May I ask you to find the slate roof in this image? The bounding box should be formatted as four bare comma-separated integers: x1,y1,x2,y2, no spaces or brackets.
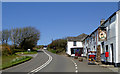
67,33,88,41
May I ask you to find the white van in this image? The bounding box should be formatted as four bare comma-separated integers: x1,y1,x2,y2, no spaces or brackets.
43,46,47,50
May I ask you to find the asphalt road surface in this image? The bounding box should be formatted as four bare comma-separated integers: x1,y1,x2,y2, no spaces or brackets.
2,50,117,74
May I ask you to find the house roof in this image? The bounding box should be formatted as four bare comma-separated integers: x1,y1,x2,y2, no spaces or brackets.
82,9,120,42
67,33,88,41
67,37,82,41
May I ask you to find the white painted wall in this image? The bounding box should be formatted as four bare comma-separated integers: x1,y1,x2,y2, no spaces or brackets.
117,10,120,63
101,13,118,64
66,41,83,56
83,11,119,64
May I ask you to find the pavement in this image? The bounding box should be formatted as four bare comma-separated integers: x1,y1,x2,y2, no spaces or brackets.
1,50,119,74
70,57,113,72
95,61,120,73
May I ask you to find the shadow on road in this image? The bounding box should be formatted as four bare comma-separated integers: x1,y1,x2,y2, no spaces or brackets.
37,50,44,53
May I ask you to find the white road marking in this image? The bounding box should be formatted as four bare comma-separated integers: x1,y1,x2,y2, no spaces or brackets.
75,67,78,69
71,59,78,73
75,70,78,73
75,64,77,67
28,50,52,74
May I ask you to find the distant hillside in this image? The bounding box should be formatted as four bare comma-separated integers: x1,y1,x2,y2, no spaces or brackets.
67,33,88,41
47,33,88,54
76,33,88,41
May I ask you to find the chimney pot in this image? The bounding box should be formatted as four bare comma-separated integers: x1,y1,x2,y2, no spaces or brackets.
100,19,105,25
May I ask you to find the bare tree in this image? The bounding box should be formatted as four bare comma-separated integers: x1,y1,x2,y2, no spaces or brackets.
3,27,40,50
19,27,40,49
2,29,10,45
0,31,2,44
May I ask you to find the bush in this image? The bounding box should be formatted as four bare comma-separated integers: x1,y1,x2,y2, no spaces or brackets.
2,45,12,56
48,49,57,53
11,49,25,54
48,39,67,53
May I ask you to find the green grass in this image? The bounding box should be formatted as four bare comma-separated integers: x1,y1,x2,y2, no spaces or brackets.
15,51,37,55
0,55,32,69
35,48,40,51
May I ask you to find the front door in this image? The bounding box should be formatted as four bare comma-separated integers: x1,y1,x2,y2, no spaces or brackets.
111,43,114,64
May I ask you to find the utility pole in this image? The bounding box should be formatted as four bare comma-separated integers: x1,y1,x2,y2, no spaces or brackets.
52,38,53,42
11,27,14,46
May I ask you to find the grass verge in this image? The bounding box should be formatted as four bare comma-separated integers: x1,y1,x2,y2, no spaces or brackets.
15,51,37,55
1,55,32,70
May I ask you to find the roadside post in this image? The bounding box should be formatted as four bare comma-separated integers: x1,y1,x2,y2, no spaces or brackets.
105,51,109,64
28,49,31,52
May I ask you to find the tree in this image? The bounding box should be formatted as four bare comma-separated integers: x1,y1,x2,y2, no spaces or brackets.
2,29,10,45
48,39,67,53
19,27,40,49
0,31,2,44
9,26,40,50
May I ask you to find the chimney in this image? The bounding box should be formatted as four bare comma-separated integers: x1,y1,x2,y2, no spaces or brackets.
100,19,105,25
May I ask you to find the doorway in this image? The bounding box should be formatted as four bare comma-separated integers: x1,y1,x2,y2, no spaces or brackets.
111,43,114,64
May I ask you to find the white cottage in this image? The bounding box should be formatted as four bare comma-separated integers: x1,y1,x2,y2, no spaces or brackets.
100,10,120,67
82,10,120,67
66,37,83,56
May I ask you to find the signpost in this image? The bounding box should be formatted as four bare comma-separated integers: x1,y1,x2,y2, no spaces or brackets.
97,27,107,62
98,27,107,41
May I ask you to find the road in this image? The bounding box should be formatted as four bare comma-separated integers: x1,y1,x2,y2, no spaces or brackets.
2,50,117,74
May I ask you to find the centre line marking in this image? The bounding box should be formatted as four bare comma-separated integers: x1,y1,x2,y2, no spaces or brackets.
76,67,78,69
28,50,53,74
71,59,78,73
75,70,78,73
75,64,77,66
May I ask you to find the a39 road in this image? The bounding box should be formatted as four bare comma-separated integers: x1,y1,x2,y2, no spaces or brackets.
2,49,114,73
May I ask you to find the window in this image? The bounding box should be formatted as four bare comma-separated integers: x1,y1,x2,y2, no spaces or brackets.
111,15,116,23
101,42,104,53
94,46,95,51
106,45,108,52
71,48,76,54
104,21,109,26
109,18,111,24
73,41,77,46
111,43,114,62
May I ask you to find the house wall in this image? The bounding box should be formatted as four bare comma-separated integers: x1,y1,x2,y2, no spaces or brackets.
101,13,117,63
117,10,120,63
83,40,88,56
82,10,120,66
66,41,83,56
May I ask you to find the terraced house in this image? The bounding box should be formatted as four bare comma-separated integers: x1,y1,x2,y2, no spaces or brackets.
66,34,87,57
83,9,120,67
66,37,83,57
